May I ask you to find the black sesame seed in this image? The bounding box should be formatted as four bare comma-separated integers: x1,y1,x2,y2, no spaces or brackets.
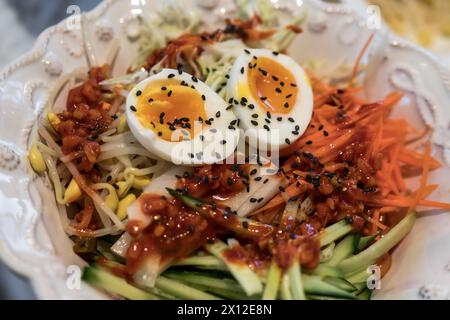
260,96,267,101
280,81,285,87
277,117,282,122
225,75,230,79
226,105,233,110
240,67,245,74
250,169,258,175
136,90,142,97
291,83,297,87
273,51,279,56
244,49,250,54
220,140,226,145
266,112,272,119
284,102,289,108
279,186,286,192
250,198,257,203
168,73,175,79
242,221,249,229
272,76,279,81
192,76,198,82
318,124,324,131
263,178,269,184
288,117,295,123
148,98,154,103
200,135,205,141
188,153,194,159
130,106,137,112
230,119,237,126
276,88,282,93
323,131,329,137
257,197,264,203
216,111,221,118
286,94,293,99
306,140,313,145
251,120,258,126
255,176,262,181
168,90,172,97
202,95,206,101
228,98,234,104
158,132,162,136
265,118,271,124
295,125,300,131
252,114,258,119
106,176,112,182
248,104,255,110
285,138,291,145
264,125,270,131
161,86,167,91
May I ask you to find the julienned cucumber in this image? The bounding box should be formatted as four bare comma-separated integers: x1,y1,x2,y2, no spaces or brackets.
155,276,221,300
325,234,357,267
312,264,345,278
164,271,245,293
319,219,353,247
302,274,357,300
262,260,282,300
339,212,417,274
174,255,228,271
82,265,159,300
206,240,263,296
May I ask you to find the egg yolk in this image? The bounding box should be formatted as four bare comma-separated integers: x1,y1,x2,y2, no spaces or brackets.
136,79,207,142
246,57,298,114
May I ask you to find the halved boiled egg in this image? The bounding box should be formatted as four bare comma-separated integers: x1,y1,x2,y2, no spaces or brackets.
126,69,240,165
226,49,313,151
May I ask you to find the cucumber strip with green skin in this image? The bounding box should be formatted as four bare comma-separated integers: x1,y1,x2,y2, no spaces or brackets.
287,262,306,300
167,188,274,240
352,282,368,295
312,264,345,278
357,288,372,300
325,234,357,267
347,268,371,284
307,295,344,300
206,240,263,296
319,220,353,247
164,271,245,293
301,274,357,300
82,266,159,300
174,255,228,271
262,259,282,300
323,277,357,292
188,284,251,300
319,242,335,263
280,274,293,300
155,276,221,300
339,212,417,274
355,235,376,254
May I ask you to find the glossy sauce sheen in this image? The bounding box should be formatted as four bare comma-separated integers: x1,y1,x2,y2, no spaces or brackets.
247,57,298,114
126,195,215,274
136,79,206,141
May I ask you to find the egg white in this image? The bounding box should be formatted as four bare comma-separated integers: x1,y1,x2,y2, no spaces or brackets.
126,69,240,165
226,49,313,152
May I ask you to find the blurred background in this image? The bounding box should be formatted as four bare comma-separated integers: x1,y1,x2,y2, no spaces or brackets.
0,0,449,300
0,0,100,69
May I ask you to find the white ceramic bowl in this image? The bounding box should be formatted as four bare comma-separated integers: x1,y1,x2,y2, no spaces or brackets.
0,0,449,299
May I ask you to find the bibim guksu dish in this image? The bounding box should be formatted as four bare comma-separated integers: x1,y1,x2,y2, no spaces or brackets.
27,1,450,300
